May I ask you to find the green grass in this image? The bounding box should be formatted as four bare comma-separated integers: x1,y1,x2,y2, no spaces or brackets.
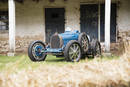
0,54,119,72
0,55,77,72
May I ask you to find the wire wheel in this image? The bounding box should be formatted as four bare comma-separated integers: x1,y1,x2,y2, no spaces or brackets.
78,33,89,54
32,43,45,60
95,42,101,57
64,40,82,62
91,39,101,57
69,43,81,62
28,41,47,61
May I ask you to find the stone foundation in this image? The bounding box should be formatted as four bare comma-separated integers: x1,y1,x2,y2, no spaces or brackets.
0,35,44,55
110,30,130,55
15,35,44,54
0,38,9,54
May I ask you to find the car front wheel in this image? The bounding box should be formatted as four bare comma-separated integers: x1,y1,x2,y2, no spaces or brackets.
64,40,82,62
28,40,47,61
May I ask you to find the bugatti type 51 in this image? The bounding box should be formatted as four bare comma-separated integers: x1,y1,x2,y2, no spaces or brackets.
28,30,101,62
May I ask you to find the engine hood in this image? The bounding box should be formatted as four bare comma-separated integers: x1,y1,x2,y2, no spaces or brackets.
58,30,80,45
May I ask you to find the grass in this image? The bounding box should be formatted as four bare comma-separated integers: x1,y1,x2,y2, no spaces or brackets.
0,54,72,72
0,54,119,72
0,54,129,87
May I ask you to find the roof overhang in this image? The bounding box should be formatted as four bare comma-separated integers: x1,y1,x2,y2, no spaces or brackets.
0,0,40,3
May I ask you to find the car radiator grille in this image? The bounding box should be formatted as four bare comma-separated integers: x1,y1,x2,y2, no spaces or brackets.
50,33,63,48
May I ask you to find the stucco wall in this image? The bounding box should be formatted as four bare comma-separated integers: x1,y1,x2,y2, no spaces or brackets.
15,0,81,38
117,0,130,32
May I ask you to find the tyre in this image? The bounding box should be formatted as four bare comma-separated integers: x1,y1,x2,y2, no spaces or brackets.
78,32,89,54
91,39,101,57
28,40,47,61
64,40,82,62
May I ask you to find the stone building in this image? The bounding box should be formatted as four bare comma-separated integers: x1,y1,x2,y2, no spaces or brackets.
0,0,130,55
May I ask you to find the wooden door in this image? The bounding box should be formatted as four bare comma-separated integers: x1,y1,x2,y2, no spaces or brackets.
45,8,65,43
80,4,98,40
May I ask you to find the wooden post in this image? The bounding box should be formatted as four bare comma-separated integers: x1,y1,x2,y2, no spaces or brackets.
8,0,16,56
98,3,101,42
105,0,111,52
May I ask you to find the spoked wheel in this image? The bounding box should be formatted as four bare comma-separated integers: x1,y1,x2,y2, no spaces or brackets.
91,39,101,57
64,40,82,62
78,32,89,54
28,40,47,61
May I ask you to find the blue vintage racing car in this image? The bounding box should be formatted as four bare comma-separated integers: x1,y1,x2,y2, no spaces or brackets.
28,30,101,62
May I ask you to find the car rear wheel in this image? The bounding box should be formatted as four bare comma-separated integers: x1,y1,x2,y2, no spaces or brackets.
64,40,82,62
78,32,89,54
91,39,101,58
28,40,47,61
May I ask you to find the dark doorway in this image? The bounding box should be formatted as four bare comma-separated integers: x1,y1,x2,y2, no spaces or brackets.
80,4,117,42
45,8,65,43
80,4,98,41
100,3,117,42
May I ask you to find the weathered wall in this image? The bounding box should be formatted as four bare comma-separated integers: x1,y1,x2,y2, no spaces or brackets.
15,0,81,37
117,0,130,32
117,0,130,43
113,0,130,55
0,0,130,54
0,3,8,54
